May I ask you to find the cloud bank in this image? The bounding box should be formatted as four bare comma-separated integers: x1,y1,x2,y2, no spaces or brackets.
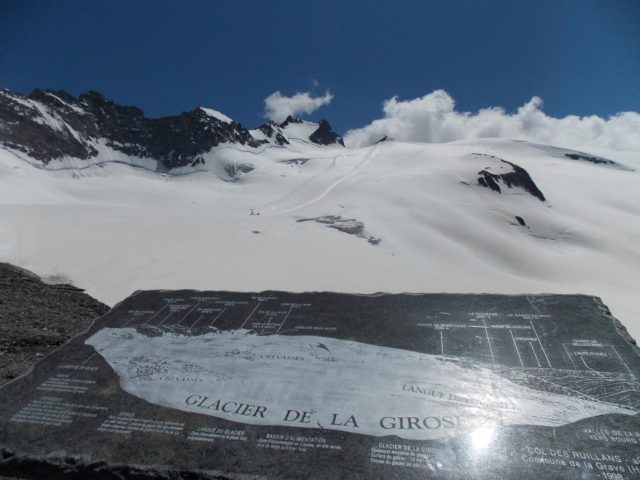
264,90,333,123
345,90,640,151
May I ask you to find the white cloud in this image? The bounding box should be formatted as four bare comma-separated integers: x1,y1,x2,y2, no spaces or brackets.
264,90,334,123
345,90,640,151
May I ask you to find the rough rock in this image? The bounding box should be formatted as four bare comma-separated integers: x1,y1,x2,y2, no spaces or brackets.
0,263,108,386
564,152,616,166
256,122,289,146
278,115,303,128
297,215,380,245
474,153,546,201
308,119,345,146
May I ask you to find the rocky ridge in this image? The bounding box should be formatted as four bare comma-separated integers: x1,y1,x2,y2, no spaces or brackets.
0,88,344,170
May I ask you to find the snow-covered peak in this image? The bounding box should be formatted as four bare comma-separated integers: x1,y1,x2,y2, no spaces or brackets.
249,117,345,148
279,118,319,141
198,106,233,124
274,118,345,146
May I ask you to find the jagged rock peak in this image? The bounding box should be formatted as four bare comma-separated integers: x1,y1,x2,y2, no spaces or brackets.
309,119,345,147
257,122,289,146
279,115,303,128
0,87,347,169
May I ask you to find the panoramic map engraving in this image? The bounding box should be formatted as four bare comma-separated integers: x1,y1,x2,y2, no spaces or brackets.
87,325,636,440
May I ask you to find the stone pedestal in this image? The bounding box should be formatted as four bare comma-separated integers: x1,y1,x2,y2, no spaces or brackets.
1,291,639,479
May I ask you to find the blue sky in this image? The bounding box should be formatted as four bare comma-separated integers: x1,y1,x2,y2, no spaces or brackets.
1,0,639,133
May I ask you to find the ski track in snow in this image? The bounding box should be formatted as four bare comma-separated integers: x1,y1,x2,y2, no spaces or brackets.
258,143,380,216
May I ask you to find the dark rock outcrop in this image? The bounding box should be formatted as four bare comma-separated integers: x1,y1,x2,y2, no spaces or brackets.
309,119,345,146
474,154,546,201
0,263,108,386
279,115,303,128
257,121,289,146
297,215,380,245
560,149,631,171
564,152,615,166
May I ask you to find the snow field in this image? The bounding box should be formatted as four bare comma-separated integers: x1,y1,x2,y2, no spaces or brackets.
1,138,638,341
